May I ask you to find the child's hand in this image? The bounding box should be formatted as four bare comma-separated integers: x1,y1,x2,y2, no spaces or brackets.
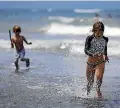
103,55,109,63
92,54,98,57
28,42,32,45
11,43,14,48
92,53,102,57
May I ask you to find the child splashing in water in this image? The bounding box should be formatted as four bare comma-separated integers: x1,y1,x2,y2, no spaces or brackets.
84,21,109,98
11,25,32,70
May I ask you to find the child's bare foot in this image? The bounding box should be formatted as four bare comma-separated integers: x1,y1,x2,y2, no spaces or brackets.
97,91,102,98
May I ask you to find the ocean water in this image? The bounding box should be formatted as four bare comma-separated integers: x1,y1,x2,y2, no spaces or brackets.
1,1,120,108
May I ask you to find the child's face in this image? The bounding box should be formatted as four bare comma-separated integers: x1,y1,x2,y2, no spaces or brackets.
94,28,103,37
15,31,20,36
14,29,21,36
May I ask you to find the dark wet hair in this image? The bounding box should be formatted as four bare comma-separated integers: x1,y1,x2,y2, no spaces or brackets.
92,21,104,32
13,25,21,33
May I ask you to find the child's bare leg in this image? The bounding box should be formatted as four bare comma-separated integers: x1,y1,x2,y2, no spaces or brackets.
95,63,105,98
21,58,30,67
14,58,19,70
86,64,95,95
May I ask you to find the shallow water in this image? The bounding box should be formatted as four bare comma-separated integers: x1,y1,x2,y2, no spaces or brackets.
1,1,120,107
0,50,120,108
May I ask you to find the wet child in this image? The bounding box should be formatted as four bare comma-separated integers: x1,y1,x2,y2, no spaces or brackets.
11,25,32,70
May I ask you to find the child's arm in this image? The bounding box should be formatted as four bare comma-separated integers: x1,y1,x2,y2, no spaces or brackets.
11,38,14,48
84,36,93,57
22,36,32,45
103,37,109,62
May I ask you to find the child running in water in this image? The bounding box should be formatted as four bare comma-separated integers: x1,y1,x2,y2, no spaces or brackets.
84,21,109,98
11,25,32,70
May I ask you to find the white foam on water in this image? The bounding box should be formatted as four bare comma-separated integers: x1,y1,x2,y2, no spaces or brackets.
1,39,120,57
38,22,120,37
74,9,101,13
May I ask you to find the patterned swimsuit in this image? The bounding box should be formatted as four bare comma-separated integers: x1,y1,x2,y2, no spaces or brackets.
84,35,109,68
